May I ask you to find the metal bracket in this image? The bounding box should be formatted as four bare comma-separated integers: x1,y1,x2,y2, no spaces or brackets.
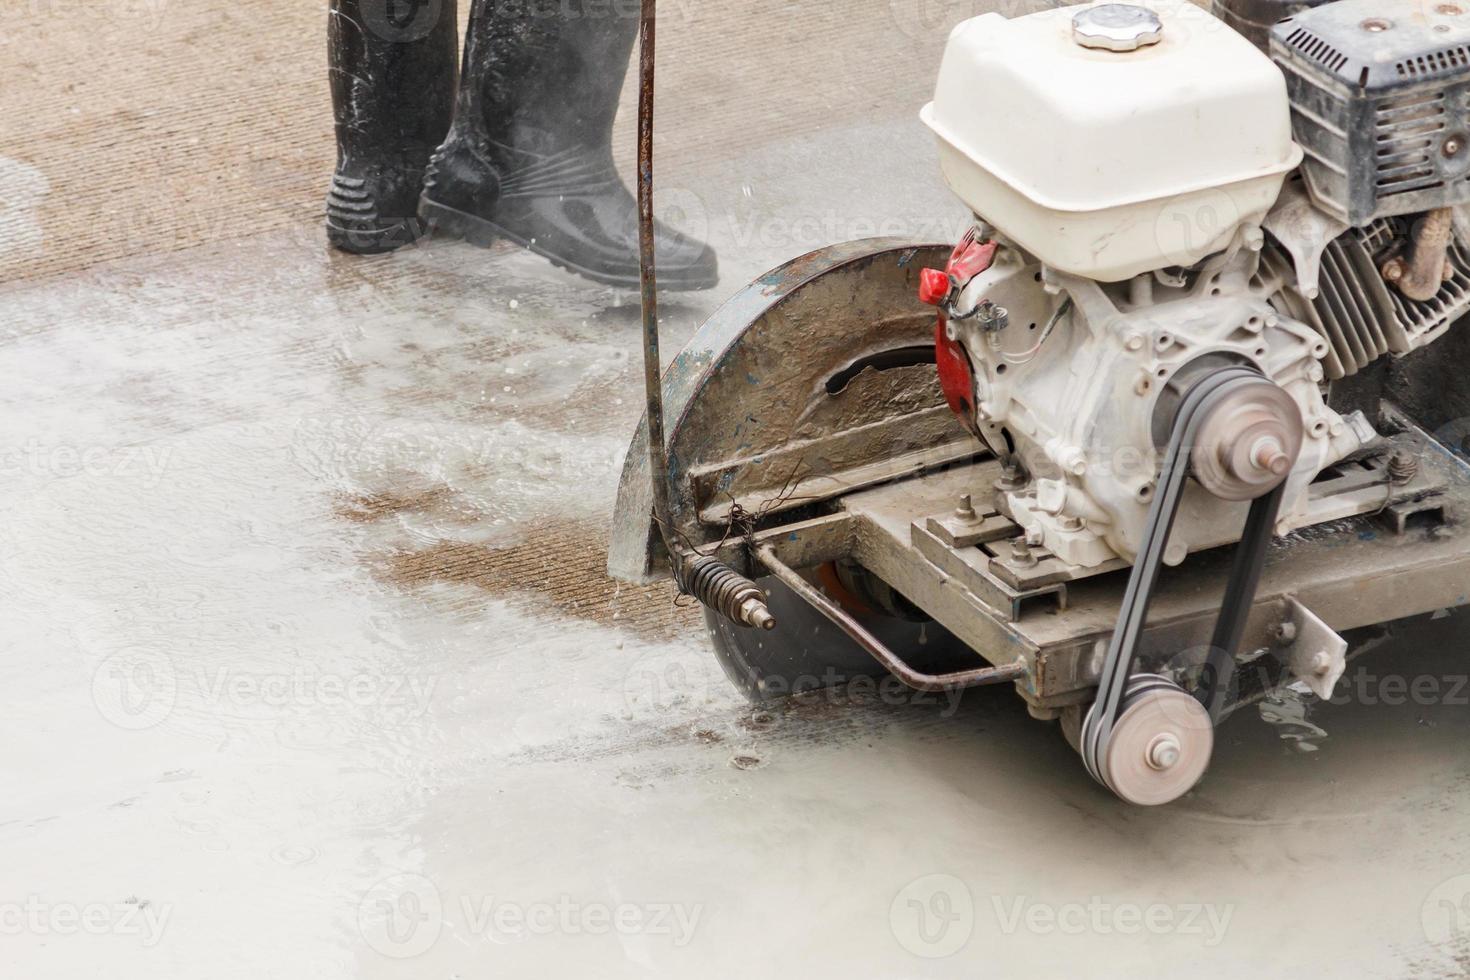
1275,598,1348,700
1262,179,1350,301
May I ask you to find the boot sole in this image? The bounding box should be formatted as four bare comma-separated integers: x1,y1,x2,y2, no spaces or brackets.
326,217,428,255
326,174,430,255
418,196,717,291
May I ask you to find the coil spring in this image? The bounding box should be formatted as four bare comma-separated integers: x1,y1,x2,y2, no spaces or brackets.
680,555,769,627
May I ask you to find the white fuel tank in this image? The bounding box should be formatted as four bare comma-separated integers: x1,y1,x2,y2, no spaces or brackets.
920,0,1302,282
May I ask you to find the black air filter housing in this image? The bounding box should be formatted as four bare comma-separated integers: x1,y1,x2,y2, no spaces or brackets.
1272,0,1470,226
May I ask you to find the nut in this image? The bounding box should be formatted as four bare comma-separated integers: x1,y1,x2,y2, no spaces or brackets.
1146,733,1182,771
1009,537,1039,568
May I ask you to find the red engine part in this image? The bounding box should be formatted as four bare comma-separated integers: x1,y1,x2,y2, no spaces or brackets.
918,231,997,422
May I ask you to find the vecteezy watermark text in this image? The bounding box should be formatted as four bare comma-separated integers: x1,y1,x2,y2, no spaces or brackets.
0,897,171,947
0,441,173,487
989,895,1233,946
890,875,1234,958
92,648,438,731
357,874,702,958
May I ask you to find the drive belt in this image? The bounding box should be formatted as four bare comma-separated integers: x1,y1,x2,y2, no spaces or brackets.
1080,367,1289,786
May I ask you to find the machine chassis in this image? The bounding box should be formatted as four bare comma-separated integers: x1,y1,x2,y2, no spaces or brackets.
608,239,1470,715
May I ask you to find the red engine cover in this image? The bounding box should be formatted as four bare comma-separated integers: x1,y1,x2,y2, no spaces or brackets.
919,231,997,422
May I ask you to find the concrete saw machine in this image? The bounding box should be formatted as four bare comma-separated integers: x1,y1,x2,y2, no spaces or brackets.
612,0,1470,805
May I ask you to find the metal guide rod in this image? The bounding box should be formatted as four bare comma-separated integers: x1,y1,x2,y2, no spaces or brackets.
636,0,673,553
636,0,774,629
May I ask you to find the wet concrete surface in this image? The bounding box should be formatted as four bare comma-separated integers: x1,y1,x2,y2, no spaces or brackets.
3,106,1470,979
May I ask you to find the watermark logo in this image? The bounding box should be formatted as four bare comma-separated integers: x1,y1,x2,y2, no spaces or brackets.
1153,188,1245,270
889,874,975,958
621,647,709,714
92,647,178,731
359,874,443,959
653,186,711,250
359,0,444,42
1422,874,1470,950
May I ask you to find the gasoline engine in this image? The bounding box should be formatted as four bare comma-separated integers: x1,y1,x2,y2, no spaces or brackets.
613,0,1470,805
920,0,1468,571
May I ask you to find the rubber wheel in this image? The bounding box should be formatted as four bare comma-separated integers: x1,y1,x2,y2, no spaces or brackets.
703,574,982,702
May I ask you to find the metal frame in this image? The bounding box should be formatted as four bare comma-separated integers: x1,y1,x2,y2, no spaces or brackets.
754,545,1027,692
694,423,1470,709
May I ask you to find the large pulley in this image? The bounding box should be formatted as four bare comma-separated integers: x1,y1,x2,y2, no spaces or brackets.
1081,366,1303,805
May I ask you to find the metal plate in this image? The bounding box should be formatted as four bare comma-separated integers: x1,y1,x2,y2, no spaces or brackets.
608,238,979,583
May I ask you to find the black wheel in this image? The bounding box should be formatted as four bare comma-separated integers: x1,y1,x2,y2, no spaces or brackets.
703,565,981,702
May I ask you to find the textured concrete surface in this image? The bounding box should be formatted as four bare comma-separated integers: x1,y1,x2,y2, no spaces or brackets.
4,1,1470,978
0,0,1014,285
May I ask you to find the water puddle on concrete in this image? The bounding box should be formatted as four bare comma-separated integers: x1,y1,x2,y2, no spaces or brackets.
1258,683,1330,751
1,119,1468,979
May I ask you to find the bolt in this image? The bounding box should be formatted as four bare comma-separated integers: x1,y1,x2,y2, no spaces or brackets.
1009,536,1039,568
977,302,1009,335
738,596,776,631
1382,258,1406,283
1446,136,1466,159
1388,450,1419,485
996,459,1027,492
955,493,979,523
1309,650,1333,676
1273,621,1298,645
1250,436,1291,477
1146,733,1182,771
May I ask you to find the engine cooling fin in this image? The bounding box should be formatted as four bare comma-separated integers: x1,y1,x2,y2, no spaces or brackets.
1267,219,1470,379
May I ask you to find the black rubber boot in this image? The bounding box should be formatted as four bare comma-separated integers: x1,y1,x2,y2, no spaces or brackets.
326,0,459,254
419,0,718,290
